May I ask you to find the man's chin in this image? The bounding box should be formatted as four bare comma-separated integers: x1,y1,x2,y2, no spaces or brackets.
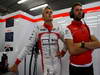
74,17,82,21
47,19,53,21
44,19,53,22
74,18,81,21
50,19,53,21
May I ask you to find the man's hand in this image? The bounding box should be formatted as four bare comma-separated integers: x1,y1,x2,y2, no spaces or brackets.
55,50,66,58
55,51,62,58
9,64,18,73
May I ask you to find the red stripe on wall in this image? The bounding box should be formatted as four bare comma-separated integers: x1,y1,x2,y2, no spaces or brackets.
83,6,100,13
0,6,100,23
0,19,6,22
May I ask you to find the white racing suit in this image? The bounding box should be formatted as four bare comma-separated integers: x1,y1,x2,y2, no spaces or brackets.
16,23,72,75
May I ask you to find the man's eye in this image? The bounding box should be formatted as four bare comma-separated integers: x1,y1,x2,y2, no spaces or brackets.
50,11,52,14
46,11,52,14
75,9,83,11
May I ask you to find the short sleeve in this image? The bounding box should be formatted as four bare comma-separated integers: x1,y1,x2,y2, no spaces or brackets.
89,27,94,36
62,27,73,39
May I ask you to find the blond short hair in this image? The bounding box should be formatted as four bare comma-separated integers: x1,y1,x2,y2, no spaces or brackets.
42,6,53,16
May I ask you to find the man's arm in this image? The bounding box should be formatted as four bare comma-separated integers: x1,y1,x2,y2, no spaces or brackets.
65,39,89,55
62,27,88,56
9,27,38,72
55,35,67,57
84,35,100,49
65,36,100,56
59,37,67,57
57,26,68,57
73,35,100,50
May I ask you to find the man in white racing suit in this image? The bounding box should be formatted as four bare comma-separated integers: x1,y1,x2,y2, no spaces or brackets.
10,6,73,75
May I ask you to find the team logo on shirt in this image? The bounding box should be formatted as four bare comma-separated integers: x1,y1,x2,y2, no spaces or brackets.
65,30,68,34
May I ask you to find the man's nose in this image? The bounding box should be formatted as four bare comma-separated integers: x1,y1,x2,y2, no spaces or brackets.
79,11,82,14
49,13,52,15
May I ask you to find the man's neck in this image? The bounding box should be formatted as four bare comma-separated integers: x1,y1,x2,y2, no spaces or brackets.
44,21,53,26
74,19,81,22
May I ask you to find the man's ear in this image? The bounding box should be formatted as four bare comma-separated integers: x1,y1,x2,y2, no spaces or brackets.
42,13,44,17
42,14,44,19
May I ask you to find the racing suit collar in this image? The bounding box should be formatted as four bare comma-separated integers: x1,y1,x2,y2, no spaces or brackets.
71,20,83,26
43,23,53,31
